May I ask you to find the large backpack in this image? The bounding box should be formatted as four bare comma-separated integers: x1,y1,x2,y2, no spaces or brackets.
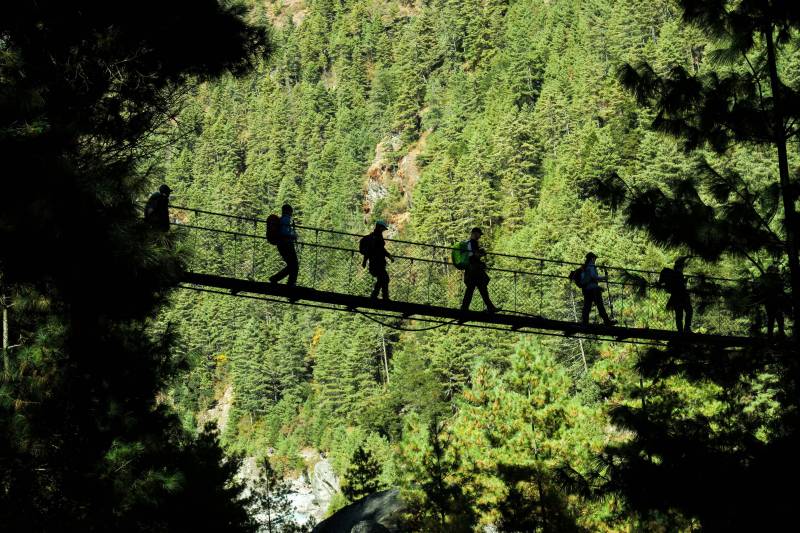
144,191,161,221
266,214,281,245
659,267,676,293
568,266,586,288
359,234,374,258
451,241,470,270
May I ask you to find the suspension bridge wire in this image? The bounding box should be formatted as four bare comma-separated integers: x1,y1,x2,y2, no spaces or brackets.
353,309,458,331
168,204,742,283
177,284,672,347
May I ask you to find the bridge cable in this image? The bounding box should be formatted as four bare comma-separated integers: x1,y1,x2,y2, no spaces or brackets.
177,284,671,347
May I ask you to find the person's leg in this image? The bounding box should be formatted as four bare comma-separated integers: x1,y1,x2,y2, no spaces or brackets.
684,301,693,333
461,282,476,311
370,276,380,298
593,290,612,324
271,243,293,283
766,305,775,339
285,244,299,286
477,283,496,312
380,270,390,300
581,290,591,324
675,307,684,333
777,309,785,338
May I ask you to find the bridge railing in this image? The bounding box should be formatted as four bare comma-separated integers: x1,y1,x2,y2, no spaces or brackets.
170,205,748,335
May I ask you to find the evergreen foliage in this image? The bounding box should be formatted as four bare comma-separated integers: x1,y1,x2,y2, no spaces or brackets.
136,0,800,529
341,444,383,502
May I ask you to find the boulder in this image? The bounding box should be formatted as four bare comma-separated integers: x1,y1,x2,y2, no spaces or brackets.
350,520,391,533
312,489,405,533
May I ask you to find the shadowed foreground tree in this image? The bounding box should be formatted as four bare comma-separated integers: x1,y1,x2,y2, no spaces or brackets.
341,444,384,502
588,0,800,529
399,417,477,532
0,1,266,530
611,0,800,323
597,342,800,531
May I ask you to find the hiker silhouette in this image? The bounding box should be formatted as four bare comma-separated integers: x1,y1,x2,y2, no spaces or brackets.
361,220,392,300
579,252,616,326
757,264,788,340
144,184,171,231
661,257,693,334
269,204,299,287
460,228,497,314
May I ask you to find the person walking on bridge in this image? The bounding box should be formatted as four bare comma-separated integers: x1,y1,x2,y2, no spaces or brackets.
361,220,393,300
660,257,692,334
756,264,787,340
144,184,171,231
269,204,299,287
460,227,497,314
580,252,616,327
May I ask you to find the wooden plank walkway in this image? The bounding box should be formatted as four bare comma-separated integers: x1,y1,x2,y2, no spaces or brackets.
183,272,756,348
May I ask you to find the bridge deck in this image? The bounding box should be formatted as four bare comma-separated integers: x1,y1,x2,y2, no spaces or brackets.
183,272,755,348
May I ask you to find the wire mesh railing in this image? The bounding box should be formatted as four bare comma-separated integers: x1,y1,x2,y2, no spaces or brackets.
170,205,747,335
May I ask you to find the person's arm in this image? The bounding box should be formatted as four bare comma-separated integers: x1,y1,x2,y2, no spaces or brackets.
590,265,602,282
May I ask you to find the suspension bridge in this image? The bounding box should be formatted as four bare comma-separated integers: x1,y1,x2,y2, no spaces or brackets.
171,205,757,348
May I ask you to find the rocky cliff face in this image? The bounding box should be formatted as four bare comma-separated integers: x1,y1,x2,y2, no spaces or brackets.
363,132,427,233
196,383,233,434
310,458,340,513
236,455,335,527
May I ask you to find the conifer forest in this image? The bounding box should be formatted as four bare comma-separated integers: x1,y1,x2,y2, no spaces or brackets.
3,0,800,531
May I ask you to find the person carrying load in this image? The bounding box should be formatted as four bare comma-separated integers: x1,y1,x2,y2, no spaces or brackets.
455,227,497,314
658,257,692,334
267,204,299,287
359,220,393,300
570,252,616,327
144,184,171,231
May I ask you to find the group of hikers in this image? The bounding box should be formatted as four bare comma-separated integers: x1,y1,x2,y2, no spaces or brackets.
145,185,790,338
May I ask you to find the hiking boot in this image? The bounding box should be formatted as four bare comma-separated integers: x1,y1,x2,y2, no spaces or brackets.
604,319,618,327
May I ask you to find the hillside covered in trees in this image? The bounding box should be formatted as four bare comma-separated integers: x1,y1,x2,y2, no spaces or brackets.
3,0,800,531
151,0,800,529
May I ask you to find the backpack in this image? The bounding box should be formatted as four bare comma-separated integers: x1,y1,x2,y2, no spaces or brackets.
451,241,470,270
266,214,281,245
144,191,161,221
568,266,585,288
359,234,374,257
659,267,676,293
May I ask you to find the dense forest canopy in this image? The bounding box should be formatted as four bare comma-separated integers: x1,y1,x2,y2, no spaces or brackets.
2,0,800,531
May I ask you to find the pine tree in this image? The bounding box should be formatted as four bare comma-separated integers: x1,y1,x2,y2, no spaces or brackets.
341,444,383,501
0,1,265,529
252,457,302,533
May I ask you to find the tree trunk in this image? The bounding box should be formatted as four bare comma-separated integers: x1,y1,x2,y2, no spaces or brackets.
380,326,389,385
765,28,800,335
2,303,7,351
1,275,7,350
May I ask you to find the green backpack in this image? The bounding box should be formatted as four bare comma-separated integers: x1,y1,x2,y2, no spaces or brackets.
451,241,470,270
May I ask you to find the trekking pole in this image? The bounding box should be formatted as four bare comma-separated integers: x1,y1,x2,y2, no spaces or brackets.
312,229,319,287
251,219,256,280
603,266,616,319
